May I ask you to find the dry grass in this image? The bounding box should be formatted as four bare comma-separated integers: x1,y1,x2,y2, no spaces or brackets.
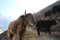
1,25,60,40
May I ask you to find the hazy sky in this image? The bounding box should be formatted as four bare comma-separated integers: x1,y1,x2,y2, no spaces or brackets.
0,0,58,20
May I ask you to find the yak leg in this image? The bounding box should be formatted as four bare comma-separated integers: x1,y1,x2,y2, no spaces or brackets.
45,27,48,33
17,30,22,40
8,33,13,40
17,27,25,40
7,30,13,40
47,28,51,35
37,27,40,35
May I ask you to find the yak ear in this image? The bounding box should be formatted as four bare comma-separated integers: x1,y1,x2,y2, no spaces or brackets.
25,10,26,15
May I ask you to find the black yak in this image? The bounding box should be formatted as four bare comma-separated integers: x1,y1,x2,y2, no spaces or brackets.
36,20,57,35
52,5,60,15
44,10,52,17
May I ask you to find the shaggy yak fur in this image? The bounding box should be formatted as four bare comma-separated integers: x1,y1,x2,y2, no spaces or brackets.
7,15,27,40
7,13,36,40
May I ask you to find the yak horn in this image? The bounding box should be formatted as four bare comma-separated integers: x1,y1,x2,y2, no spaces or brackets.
25,10,26,15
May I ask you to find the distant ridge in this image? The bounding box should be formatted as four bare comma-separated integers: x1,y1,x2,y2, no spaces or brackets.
34,1,60,21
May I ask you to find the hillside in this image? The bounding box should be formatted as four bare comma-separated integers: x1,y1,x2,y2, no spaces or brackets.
0,0,60,40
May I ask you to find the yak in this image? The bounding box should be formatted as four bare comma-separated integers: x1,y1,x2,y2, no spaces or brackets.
7,11,36,40
36,20,57,35
52,5,60,15
44,10,52,17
